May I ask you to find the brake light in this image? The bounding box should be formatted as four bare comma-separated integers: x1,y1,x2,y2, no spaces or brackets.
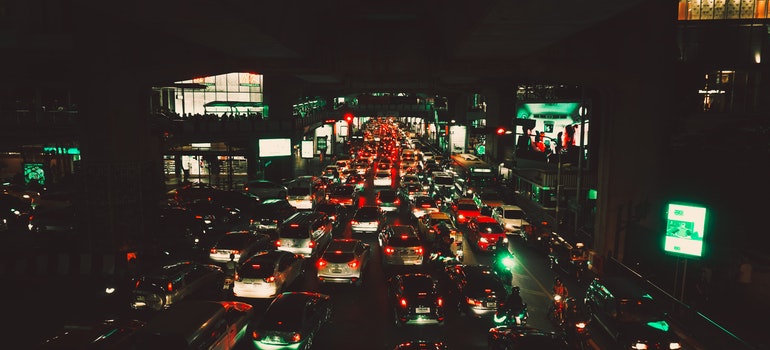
317,259,327,269
210,248,217,254
348,260,359,268
251,331,259,340
416,247,423,255
275,240,282,247
376,199,382,204
350,220,359,225
394,199,400,205
167,282,173,292
400,298,408,308
384,246,395,255
437,297,444,307
264,276,275,283
292,333,301,342
309,241,316,248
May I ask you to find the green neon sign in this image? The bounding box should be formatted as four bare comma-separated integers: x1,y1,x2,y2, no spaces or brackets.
663,202,707,258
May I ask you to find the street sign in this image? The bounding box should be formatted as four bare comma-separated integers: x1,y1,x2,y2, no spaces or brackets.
317,136,327,150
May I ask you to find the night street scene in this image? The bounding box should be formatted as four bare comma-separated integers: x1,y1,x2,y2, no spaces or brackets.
1,1,769,350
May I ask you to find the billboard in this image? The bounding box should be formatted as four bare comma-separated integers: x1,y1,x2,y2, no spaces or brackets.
258,138,291,157
663,202,707,258
301,140,314,159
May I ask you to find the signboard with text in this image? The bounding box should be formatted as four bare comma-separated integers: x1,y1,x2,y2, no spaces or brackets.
663,202,707,258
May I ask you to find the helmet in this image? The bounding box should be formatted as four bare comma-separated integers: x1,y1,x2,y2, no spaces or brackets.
511,286,521,294
554,277,562,284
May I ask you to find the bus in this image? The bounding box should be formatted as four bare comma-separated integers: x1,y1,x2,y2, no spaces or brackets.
449,153,498,194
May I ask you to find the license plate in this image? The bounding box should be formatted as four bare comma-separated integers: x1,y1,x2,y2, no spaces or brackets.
416,307,430,314
486,302,496,308
135,295,144,302
331,269,342,273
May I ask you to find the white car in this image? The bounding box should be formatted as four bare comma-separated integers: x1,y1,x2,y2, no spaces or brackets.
232,250,305,299
373,170,393,188
317,238,372,286
492,204,530,234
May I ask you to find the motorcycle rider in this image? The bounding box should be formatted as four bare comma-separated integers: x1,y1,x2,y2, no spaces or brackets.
432,229,454,262
553,276,569,297
502,286,525,314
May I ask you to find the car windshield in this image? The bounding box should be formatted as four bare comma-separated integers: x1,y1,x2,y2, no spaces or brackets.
389,234,421,247
503,209,524,219
618,299,666,323
323,252,356,263
402,277,434,294
434,177,453,185
287,187,310,196
375,172,390,178
332,186,355,195
355,208,380,220
457,203,479,211
260,295,308,330
415,197,435,207
379,191,397,201
239,260,277,279
315,204,337,214
280,226,309,239
476,222,505,234
250,182,275,188
215,233,250,248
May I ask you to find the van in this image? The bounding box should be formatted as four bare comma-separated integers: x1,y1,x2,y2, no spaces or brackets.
132,300,253,350
584,275,683,350
276,211,333,258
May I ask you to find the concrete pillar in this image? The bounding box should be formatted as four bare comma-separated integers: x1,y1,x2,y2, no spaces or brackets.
482,85,515,163
77,73,163,253
255,74,302,181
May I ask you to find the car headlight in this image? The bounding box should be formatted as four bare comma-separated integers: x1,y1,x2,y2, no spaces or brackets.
669,343,682,350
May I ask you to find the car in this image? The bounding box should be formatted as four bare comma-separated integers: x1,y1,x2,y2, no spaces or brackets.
584,275,684,350
387,273,446,327
375,189,401,213
284,176,323,210
316,238,372,285
181,198,241,231
379,224,424,266
248,198,298,232
243,179,288,200
326,183,359,207
400,174,421,187
393,341,448,350
27,205,78,233
373,169,393,188
417,212,457,243
154,205,209,254
232,250,305,299
129,260,225,311
444,264,508,318
491,204,530,235
400,183,428,202
321,165,341,183
430,171,455,191
350,205,384,234
36,318,147,350
488,326,571,350
133,300,253,350
249,291,332,350
208,230,272,264
314,200,344,229
409,195,440,220
466,215,507,252
0,193,33,231
275,211,333,259
473,190,505,208
450,198,481,226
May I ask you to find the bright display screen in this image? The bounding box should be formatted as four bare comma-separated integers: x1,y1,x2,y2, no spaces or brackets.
259,138,291,157
663,203,707,258
301,140,314,159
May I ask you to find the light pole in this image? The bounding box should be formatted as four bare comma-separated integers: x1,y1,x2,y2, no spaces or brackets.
555,152,562,233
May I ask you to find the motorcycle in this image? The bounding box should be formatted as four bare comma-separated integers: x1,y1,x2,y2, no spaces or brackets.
547,294,567,326
561,297,592,350
493,302,528,326
429,238,461,266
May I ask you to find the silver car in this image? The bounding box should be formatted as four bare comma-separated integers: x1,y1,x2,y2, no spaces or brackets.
379,225,424,266
243,180,287,200
350,206,383,234
317,238,372,286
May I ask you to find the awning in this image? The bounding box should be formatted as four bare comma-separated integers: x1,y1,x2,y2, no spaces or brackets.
203,101,264,108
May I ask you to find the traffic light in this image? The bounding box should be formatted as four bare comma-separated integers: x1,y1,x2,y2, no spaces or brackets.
344,112,354,123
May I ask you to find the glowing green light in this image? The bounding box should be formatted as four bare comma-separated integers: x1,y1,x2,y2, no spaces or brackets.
646,320,669,332
516,102,580,120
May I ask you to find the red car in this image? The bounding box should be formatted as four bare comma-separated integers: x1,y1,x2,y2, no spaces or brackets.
466,215,507,252
451,198,481,226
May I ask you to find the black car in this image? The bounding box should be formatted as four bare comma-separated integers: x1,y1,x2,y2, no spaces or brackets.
155,206,209,256
387,273,446,327
0,193,33,231
249,292,332,349
248,198,298,233
444,264,508,319
488,326,571,350
584,275,684,350
180,198,241,232
314,200,344,229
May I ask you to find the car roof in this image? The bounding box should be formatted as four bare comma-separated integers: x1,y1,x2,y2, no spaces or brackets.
472,215,498,223
428,212,451,219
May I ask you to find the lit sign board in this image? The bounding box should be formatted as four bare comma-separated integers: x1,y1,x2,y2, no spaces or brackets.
258,138,291,157
301,140,314,159
663,202,707,258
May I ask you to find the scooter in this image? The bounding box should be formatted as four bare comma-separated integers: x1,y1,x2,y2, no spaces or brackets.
492,248,514,285
547,294,567,326
493,302,528,326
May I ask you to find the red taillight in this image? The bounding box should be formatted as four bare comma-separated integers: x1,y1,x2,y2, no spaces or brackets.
264,276,275,283
376,199,382,204
415,247,423,255
231,249,240,255
292,333,301,342
251,331,259,340
317,259,327,269
437,297,444,307
167,282,173,292
400,298,408,308
350,220,359,225
348,260,359,268
384,246,395,255
275,240,282,247
394,199,400,205
309,241,316,248
210,248,217,254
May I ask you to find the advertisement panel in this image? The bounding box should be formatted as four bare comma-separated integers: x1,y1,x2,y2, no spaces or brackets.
259,138,291,157
663,202,707,258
